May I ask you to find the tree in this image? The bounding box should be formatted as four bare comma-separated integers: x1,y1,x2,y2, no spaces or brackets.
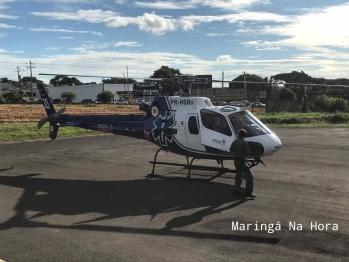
49,75,83,86
61,91,77,103
148,66,182,94
229,74,267,91
150,65,181,79
102,78,137,84
22,76,38,83
2,89,25,103
97,91,114,103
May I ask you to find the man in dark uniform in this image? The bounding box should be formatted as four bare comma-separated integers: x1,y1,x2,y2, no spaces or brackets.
230,129,256,197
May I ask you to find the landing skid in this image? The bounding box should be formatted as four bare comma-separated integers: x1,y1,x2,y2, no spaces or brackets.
147,148,237,181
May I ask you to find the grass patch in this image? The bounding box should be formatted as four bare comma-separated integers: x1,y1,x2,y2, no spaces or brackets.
257,112,349,126
82,103,97,107
0,122,102,143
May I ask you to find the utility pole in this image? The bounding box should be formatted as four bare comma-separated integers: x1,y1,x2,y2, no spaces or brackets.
27,60,35,100
16,66,22,92
126,66,129,100
244,71,246,89
222,71,224,88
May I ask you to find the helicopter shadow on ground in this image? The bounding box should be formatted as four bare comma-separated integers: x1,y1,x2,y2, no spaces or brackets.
0,166,14,172
0,172,279,244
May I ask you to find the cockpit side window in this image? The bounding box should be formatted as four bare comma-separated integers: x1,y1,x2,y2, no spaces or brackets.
229,111,269,137
200,109,232,136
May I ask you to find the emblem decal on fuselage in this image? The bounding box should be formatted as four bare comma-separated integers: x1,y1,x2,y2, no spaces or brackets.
151,112,175,147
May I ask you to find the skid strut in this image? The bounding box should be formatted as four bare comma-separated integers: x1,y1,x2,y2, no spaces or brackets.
148,150,239,181
149,147,166,177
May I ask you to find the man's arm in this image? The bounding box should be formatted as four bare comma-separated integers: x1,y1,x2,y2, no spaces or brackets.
229,141,235,153
244,141,251,156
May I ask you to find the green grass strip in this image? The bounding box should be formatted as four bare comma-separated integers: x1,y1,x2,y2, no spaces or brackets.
0,122,101,143
257,112,349,125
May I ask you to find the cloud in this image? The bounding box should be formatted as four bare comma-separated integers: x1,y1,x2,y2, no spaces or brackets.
45,47,62,51
242,40,285,51
249,3,349,50
0,23,16,28
205,33,230,37
30,9,120,23
32,0,103,3
134,0,270,10
0,0,15,10
195,0,271,10
216,55,234,62
0,48,23,53
137,12,176,35
30,27,104,36
114,41,142,47
134,1,195,9
31,10,177,35
175,12,292,32
68,41,142,52
30,9,292,35
69,43,111,52
0,14,18,19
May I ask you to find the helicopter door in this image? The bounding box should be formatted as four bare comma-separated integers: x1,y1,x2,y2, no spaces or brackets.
199,109,235,152
185,113,206,151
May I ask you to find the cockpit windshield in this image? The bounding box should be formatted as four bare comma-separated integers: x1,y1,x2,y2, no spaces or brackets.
228,111,270,137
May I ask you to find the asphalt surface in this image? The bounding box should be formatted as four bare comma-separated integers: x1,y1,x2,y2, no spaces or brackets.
0,127,348,261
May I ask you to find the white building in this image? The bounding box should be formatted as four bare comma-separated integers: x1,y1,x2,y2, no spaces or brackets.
47,84,132,102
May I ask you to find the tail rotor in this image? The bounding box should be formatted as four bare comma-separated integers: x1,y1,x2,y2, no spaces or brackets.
37,107,66,129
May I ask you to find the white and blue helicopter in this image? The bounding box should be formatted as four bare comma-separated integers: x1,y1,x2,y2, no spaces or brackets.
36,77,282,180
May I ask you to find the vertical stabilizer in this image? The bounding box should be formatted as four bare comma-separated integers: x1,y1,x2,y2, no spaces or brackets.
37,83,56,116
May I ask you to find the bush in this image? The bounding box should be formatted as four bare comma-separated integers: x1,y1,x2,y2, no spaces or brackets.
61,91,77,103
2,89,25,103
309,95,347,112
280,88,296,100
97,91,114,103
330,98,346,112
0,96,5,104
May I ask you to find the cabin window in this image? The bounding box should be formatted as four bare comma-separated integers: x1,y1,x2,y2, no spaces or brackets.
229,111,269,137
188,116,199,135
200,109,232,136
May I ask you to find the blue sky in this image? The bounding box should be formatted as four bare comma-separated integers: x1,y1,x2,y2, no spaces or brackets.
1,0,349,85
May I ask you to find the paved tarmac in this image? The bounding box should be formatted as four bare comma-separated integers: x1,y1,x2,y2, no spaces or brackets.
0,127,348,261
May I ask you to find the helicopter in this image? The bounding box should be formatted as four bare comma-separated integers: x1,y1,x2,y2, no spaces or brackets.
36,80,282,180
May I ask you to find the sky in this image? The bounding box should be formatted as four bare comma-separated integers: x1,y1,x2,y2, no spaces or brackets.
1,0,349,86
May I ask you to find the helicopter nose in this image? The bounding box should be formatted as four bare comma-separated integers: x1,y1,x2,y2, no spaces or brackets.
259,133,282,156
271,133,282,153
